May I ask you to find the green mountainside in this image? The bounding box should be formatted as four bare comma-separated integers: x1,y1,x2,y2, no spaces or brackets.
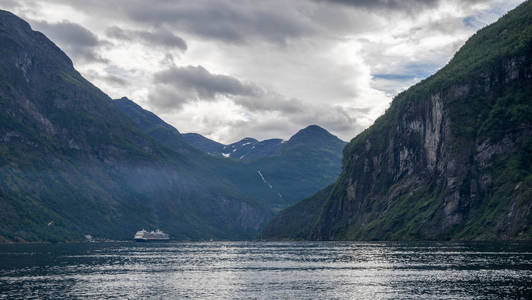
0,10,271,242
263,1,532,241
114,97,346,212
260,184,332,240
245,125,346,210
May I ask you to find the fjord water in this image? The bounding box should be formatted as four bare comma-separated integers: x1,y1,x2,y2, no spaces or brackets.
0,242,530,299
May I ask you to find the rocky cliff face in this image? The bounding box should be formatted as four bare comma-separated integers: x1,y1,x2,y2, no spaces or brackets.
264,1,532,241
314,60,531,240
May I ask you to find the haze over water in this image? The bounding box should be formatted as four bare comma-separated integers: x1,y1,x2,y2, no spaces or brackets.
0,241,530,299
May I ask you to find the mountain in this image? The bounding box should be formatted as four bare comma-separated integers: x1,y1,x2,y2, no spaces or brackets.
0,10,271,242
245,125,347,210
113,97,198,156
183,125,347,162
263,1,532,241
222,137,284,160
183,134,285,160
181,133,225,156
114,97,347,212
112,97,286,211
260,184,334,240
182,125,347,210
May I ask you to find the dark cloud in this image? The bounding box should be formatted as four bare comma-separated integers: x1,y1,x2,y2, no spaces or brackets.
44,0,315,44
106,26,187,51
149,65,258,111
154,65,257,99
150,65,305,114
31,20,108,63
124,0,314,44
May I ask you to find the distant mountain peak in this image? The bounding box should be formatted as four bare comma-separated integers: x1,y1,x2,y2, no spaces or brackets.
238,137,258,143
294,124,334,136
303,124,325,130
183,125,346,160
289,124,344,145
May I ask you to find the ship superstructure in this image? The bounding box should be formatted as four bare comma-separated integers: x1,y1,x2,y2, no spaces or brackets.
134,229,170,241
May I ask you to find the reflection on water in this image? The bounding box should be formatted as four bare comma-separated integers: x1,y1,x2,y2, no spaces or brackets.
0,241,531,299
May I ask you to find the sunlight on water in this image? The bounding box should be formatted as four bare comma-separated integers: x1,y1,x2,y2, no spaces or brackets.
0,241,531,299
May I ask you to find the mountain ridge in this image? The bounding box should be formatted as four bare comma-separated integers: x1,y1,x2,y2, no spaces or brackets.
182,124,344,161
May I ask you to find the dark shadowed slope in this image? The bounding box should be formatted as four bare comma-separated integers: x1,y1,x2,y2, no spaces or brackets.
113,97,198,156
263,1,532,241
0,10,271,242
261,184,333,240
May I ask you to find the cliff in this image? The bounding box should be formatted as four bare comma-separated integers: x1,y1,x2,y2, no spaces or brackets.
263,1,532,241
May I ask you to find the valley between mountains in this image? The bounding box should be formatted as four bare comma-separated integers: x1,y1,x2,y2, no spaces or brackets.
0,1,531,242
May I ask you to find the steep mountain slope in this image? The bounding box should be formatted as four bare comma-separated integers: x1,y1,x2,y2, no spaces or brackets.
182,133,225,156
261,185,332,240
263,1,532,241
0,10,270,242
113,97,197,157
114,97,346,212
247,125,347,210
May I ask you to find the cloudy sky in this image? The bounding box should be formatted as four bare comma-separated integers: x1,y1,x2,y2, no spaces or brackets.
0,0,525,143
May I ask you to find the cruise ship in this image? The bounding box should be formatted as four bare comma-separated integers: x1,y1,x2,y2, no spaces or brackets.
134,229,170,242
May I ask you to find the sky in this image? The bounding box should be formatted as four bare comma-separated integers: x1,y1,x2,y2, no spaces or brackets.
0,0,525,143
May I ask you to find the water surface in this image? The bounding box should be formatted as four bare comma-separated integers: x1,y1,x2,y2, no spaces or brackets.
0,241,530,299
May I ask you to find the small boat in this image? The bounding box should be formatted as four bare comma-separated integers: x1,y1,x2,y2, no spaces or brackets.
134,229,170,242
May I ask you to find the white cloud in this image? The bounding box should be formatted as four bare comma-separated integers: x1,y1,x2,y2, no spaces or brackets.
0,0,525,143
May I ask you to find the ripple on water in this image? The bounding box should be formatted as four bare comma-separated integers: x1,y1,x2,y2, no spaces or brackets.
0,241,531,299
